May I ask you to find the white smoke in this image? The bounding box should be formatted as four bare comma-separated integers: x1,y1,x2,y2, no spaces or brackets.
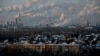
0,0,100,26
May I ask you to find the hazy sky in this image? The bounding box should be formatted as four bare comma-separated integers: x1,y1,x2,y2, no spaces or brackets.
0,0,25,8
0,0,100,26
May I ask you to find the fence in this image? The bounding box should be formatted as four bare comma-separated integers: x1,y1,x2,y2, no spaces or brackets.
6,44,81,56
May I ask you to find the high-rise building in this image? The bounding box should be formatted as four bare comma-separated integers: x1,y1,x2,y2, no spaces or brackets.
5,18,23,29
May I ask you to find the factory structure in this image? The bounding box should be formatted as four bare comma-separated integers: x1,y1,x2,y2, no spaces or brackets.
0,13,100,29
0,18,100,30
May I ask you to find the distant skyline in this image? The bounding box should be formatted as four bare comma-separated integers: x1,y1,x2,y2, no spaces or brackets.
0,0,100,27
